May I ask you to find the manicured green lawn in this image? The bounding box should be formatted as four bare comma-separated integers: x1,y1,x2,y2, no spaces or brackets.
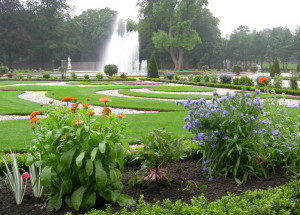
66,81,163,85
0,81,53,85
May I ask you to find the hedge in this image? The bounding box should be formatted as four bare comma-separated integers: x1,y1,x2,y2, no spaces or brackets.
0,78,137,82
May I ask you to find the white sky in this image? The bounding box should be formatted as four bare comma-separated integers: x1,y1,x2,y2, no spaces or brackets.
72,0,300,37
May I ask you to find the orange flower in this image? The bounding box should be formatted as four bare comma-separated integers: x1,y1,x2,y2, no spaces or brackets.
71,103,78,108
257,156,263,164
72,98,78,102
81,102,90,109
61,97,73,102
31,126,36,129
99,98,112,103
30,117,40,124
51,92,55,95
259,77,268,85
116,113,126,118
62,134,68,139
30,111,40,119
102,107,112,118
74,120,84,126
88,111,95,116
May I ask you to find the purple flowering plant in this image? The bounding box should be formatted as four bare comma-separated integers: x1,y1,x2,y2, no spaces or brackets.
176,87,269,184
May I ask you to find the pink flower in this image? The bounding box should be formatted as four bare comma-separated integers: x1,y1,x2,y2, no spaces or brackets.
21,172,30,180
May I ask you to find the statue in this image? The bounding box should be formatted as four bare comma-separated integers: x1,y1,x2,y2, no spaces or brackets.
67,56,72,71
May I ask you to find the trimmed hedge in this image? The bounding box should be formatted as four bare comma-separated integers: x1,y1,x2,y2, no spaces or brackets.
79,179,300,215
0,78,137,82
140,78,300,96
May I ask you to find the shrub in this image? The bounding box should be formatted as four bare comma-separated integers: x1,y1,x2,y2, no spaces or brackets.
164,71,175,80
238,76,254,86
70,72,77,79
58,66,66,73
272,75,283,88
43,73,50,79
256,75,271,86
147,54,159,78
233,78,239,85
27,101,134,212
297,62,300,72
270,57,281,77
194,75,202,82
203,75,210,82
104,64,118,76
231,65,243,74
16,73,24,79
290,72,298,90
202,65,209,71
188,75,194,82
209,73,218,83
0,65,9,74
250,66,258,72
119,73,127,79
174,74,181,80
84,74,89,79
96,73,104,80
219,74,232,84
177,88,269,184
27,74,32,79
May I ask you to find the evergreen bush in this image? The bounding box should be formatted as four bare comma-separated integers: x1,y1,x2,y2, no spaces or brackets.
96,73,104,80
70,72,77,79
104,64,118,76
233,78,239,85
238,76,254,86
270,57,281,77
84,74,89,79
147,54,159,78
0,65,9,74
43,73,50,79
194,75,202,82
219,74,232,84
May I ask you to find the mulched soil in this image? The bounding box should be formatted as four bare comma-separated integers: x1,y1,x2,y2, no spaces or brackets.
0,158,290,215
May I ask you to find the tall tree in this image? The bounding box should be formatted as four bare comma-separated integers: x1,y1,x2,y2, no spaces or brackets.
0,0,31,69
148,0,207,70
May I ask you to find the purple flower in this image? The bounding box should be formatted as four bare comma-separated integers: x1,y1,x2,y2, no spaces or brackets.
194,105,199,109
193,136,197,141
187,123,192,129
209,177,213,181
246,102,251,106
263,142,268,147
225,136,228,140
204,159,210,164
253,130,257,134
204,136,208,140
184,117,189,121
203,167,208,171
246,93,251,97
213,91,218,95
188,110,193,115
262,128,267,133
232,106,236,111
271,130,279,135
240,113,244,116
205,113,210,118
211,144,216,149
175,101,181,105
256,89,261,94
200,114,204,117
199,133,205,138
223,110,228,115
183,125,188,129
214,130,218,134
259,105,263,109
254,100,259,105
187,98,192,102
199,141,203,145
230,93,237,98
199,98,206,103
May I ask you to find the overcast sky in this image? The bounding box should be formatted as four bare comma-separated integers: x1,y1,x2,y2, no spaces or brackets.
72,0,300,37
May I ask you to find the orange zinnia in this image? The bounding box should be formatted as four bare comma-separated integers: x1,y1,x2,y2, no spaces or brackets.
61,97,73,102
88,111,95,116
99,98,112,103
30,111,40,119
259,77,268,85
257,156,263,164
74,120,84,126
31,126,36,129
30,117,40,124
102,107,112,118
72,98,78,102
62,134,68,139
81,102,90,109
116,113,126,118
51,92,55,95
71,103,78,108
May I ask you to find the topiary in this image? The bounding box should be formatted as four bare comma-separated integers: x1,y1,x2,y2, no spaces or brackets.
104,64,118,76
238,76,254,86
84,74,89,79
147,54,159,78
219,74,232,84
43,73,50,79
270,57,281,77
194,75,203,82
96,73,104,80
0,65,9,74
231,65,243,74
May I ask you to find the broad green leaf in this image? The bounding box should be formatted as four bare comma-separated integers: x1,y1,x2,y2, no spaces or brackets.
86,159,93,176
80,191,96,211
115,143,124,158
60,147,76,167
76,152,85,167
100,189,119,202
65,195,72,208
79,168,90,186
40,166,51,186
116,194,136,206
34,160,42,167
109,169,118,183
26,156,34,166
84,126,89,132
99,140,106,153
115,181,124,192
94,159,107,189
91,147,98,161
46,184,64,212
71,186,86,211
62,177,72,193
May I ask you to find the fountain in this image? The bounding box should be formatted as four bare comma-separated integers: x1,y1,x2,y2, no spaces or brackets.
99,16,147,76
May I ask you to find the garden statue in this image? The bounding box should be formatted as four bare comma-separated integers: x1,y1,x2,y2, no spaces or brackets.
67,56,72,71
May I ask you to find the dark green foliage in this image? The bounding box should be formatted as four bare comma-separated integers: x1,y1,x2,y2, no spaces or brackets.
104,64,118,76
250,66,258,72
290,72,299,90
231,65,243,73
43,73,50,79
0,66,9,74
297,62,300,72
84,74,89,79
16,74,23,79
203,75,210,82
270,57,281,77
58,66,66,72
70,72,77,79
219,74,233,84
238,76,254,86
233,78,239,85
96,73,104,80
194,75,202,82
201,65,209,71
147,54,159,78
164,71,175,80
174,74,181,80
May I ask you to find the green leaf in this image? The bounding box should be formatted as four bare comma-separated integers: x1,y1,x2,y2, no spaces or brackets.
91,147,98,161
26,156,34,166
76,152,85,168
62,177,72,193
60,147,76,167
109,169,118,183
86,159,93,176
94,159,107,190
79,168,90,187
40,166,51,186
46,184,64,212
99,140,106,153
100,189,119,202
65,195,72,208
71,186,86,211
116,194,136,206
80,191,96,211
84,126,89,132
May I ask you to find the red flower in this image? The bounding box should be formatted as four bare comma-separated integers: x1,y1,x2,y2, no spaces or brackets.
61,97,73,102
102,107,112,118
21,172,30,180
257,156,263,164
30,111,40,119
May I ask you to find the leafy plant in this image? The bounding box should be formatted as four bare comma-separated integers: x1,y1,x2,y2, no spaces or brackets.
0,65,9,74
209,73,218,83
84,74,90,79
177,88,268,184
164,71,175,80
2,153,30,204
28,160,44,198
290,72,298,90
58,66,66,73
203,75,210,82
96,73,104,80
16,73,24,79
194,75,202,82
219,74,232,84
70,72,77,79
174,74,181,80
27,74,32,79
188,75,194,82
202,65,209,71
256,75,271,86
43,73,50,79
272,75,284,89
250,66,258,72
104,64,118,76
147,54,159,78
27,101,134,212
184,180,207,195
233,78,239,85
231,65,243,74
238,76,254,86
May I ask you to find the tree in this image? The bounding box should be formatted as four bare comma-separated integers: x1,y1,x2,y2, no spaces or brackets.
250,31,268,67
147,54,159,78
0,0,31,69
148,0,206,70
270,57,281,77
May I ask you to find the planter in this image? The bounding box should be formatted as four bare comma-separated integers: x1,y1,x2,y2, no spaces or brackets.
235,72,240,76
